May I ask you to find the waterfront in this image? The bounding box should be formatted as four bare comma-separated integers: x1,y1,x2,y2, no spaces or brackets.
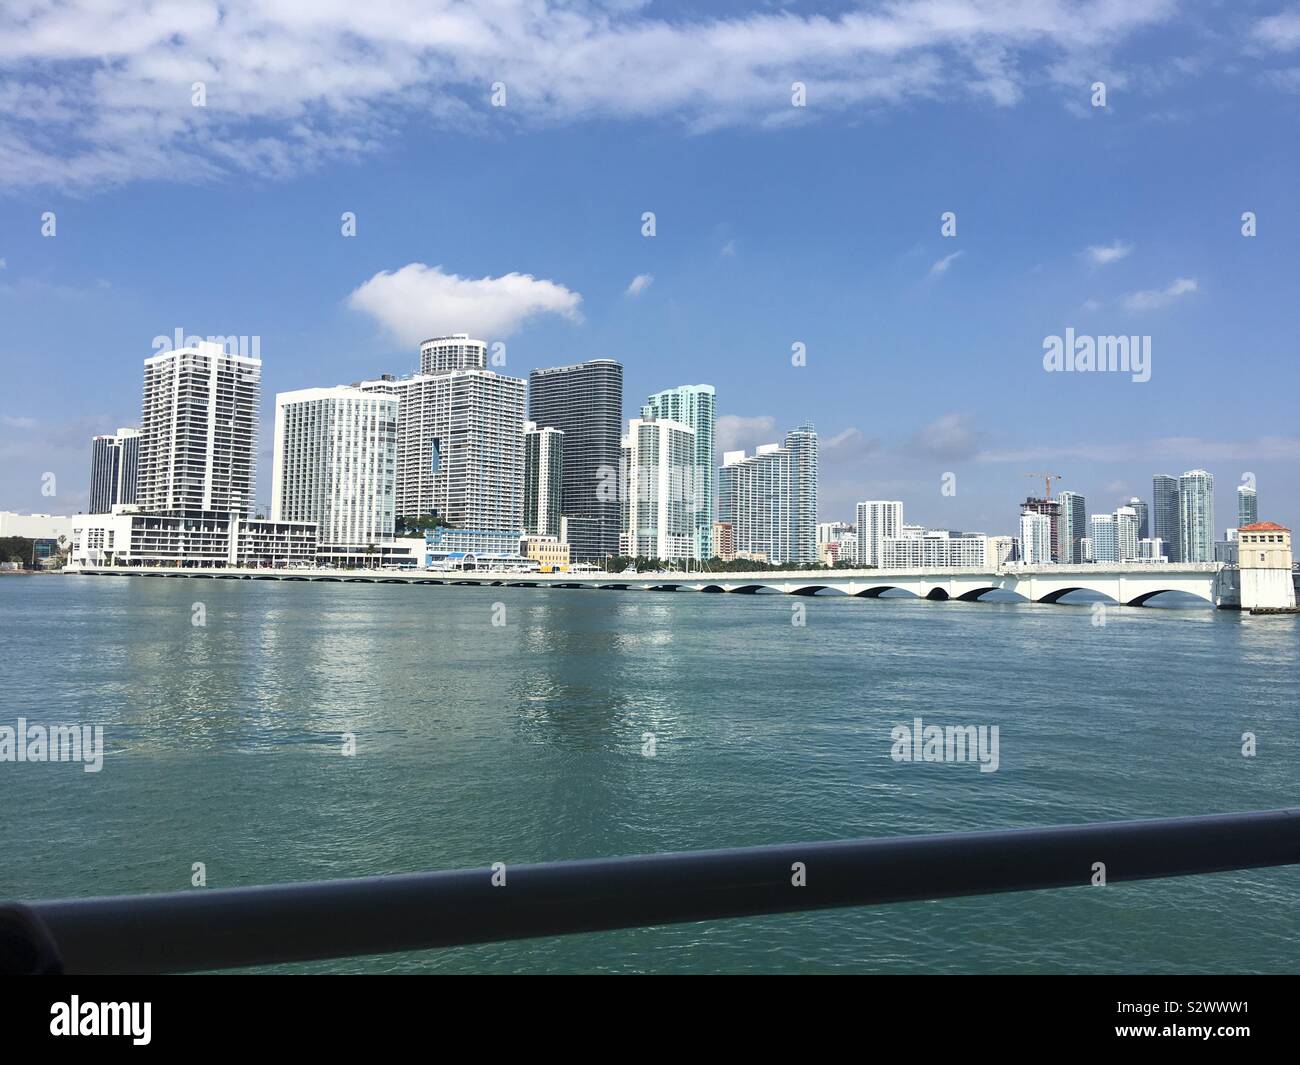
2,576,1298,973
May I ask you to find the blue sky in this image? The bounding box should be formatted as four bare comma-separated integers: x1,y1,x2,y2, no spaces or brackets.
1,0,1298,536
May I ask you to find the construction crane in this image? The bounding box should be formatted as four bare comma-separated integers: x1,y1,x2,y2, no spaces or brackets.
1026,472,1063,500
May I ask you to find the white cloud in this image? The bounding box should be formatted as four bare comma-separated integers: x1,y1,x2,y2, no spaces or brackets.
929,250,963,277
716,414,776,455
2,415,37,429
1122,277,1198,312
0,0,1182,191
720,240,737,257
0,257,6,269
347,263,582,347
910,412,982,460
977,435,1300,463
1083,240,1132,266
1253,7,1300,51
624,273,653,298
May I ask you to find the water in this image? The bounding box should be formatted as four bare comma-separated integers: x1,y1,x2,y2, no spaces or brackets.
2,574,1297,973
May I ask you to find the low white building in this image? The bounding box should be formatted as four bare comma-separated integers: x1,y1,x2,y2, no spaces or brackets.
68,508,317,568
0,512,72,540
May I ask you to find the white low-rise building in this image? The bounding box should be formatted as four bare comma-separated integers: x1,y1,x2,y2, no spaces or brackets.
0,512,72,540
68,508,317,568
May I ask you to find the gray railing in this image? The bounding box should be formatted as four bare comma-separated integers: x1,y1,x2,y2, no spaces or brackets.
5,808,1298,974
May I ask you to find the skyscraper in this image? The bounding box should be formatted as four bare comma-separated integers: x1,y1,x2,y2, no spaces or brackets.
1237,484,1258,529
1020,498,1061,562
1057,491,1087,564
717,425,818,565
420,334,488,375
785,424,819,564
138,342,260,516
1019,512,1052,564
620,417,697,562
271,387,398,557
855,501,903,567
528,359,624,563
1115,505,1140,561
1178,469,1215,563
89,427,140,514
360,357,526,531
719,445,791,564
523,422,564,539
640,384,716,559
1152,475,1180,562
1126,497,1149,541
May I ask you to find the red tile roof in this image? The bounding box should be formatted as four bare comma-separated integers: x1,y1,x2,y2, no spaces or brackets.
1240,521,1290,532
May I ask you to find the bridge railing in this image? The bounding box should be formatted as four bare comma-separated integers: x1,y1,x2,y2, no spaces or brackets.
4,808,1297,974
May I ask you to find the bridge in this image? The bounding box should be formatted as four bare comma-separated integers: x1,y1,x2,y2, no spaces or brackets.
65,562,1230,606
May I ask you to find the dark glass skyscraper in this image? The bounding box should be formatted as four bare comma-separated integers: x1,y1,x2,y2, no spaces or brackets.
89,428,140,514
1153,474,1180,561
528,359,624,562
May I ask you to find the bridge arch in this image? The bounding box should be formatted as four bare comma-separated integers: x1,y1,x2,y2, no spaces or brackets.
956,586,1000,602
1125,588,1214,607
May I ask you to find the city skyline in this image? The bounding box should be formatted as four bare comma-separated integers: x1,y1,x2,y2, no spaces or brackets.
4,4,1299,535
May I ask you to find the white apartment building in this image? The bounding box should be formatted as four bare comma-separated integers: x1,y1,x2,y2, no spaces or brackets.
359,364,525,530
619,418,698,562
1091,506,1142,563
138,342,260,516
420,334,488,375
272,387,398,561
523,421,564,539
855,501,903,566
1020,512,1053,564
880,529,990,568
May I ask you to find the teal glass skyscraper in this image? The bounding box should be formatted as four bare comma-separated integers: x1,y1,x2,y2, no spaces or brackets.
640,384,716,559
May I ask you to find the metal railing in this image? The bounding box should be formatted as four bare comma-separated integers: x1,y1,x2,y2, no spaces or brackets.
6,808,1299,974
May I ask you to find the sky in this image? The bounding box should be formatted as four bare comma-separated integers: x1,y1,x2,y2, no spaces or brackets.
1,0,1298,537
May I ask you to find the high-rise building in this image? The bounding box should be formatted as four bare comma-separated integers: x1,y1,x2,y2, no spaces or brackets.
1152,475,1180,561
271,387,398,558
1088,505,1140,563
420,334,487,375
1057,491,1086,564
712,521,735,561
1237,484,1258,529
138,342,260,516
360,359,526,531
528,360,624,563
785,424,819,564
89,427,140,514
1115,505,1140,561
640,385,716,559
855,501,903,567
1019,512,1053,564
1127,497,1150,541
719,446,789,564
717,425,818,565
1020,498,1062,562
619,417,697,562
1178,469,1215,563
1089,513,1118,562
523,421,564,539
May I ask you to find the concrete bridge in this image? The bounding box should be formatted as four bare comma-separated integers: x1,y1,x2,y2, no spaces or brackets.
66,562,1230,606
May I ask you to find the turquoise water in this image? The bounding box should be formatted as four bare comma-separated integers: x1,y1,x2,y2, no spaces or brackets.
2,574,1297,973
